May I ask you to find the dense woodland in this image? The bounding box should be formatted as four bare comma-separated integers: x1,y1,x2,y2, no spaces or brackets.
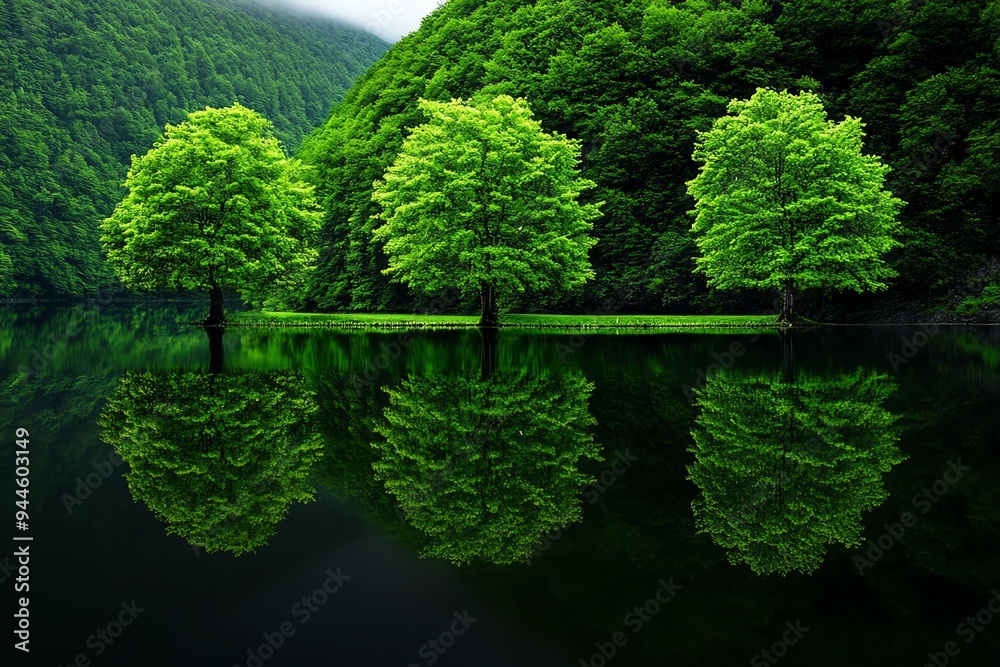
3,0,999,318
302,0,1000,317
0,0,386,297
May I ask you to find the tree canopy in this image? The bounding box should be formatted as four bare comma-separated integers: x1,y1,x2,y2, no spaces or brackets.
101,104,321,323
687,88,903,320
0,0,385,298
372,95,600,326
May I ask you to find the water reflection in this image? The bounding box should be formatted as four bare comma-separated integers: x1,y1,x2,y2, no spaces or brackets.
372,371,600,565
5,304,1000,665
99,370,323,555
687,368,903,575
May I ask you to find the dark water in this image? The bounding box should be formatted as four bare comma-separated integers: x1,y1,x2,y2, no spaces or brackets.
2,304,999,667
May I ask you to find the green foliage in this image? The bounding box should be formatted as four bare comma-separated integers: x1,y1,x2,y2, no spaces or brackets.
688,367,904,575
99,370,323,555
101,104,321,311
0,221,25,295
372,371,600,565
300,0,795,312
372,95,600,322
847,0,1000,292
956,281,1000,317
304,0,1000,315
687,88,903,308
0,0,385,297
6,0,998,313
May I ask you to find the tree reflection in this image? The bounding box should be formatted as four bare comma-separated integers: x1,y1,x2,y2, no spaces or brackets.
99,371,323,555
687,368,903,575
373,371,600,565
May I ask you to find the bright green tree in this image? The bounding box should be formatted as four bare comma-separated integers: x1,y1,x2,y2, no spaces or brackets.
372,371,600,565
100,104,321,325
100,371,324,555
687,88,903,323
687,368,903,575
372,95,601,327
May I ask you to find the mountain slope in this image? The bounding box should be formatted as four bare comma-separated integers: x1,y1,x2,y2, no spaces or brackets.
302,0,1000,315
0,0,387,296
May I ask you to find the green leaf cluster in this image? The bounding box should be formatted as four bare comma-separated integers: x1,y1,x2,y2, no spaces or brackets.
0,0,385,297
303,0,1000,313
688,88,902,296
372,95,600,309
100,104,321,307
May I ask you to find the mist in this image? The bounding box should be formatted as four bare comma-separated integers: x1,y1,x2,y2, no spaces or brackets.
247,0,442,42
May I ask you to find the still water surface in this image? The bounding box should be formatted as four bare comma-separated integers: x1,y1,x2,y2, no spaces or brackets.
1,304,998,666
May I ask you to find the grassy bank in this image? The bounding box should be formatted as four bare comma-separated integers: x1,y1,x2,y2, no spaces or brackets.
229,311,779,331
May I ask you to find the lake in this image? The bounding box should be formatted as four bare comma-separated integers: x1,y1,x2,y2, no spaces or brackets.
1,304,999,666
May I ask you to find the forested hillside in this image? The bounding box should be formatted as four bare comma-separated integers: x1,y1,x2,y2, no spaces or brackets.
302,0,1000,316
0,0,386,297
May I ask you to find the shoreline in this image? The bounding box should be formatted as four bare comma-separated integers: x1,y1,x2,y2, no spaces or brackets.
227,312,778,330
225,312,998,331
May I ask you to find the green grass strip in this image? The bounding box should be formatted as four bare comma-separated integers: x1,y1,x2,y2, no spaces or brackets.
228,311,779,331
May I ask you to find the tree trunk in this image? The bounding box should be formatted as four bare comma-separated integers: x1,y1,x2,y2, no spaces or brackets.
206,326,225,374
204,286,225,327
779,282,797,327
480,328,498,380
479,282,499,329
